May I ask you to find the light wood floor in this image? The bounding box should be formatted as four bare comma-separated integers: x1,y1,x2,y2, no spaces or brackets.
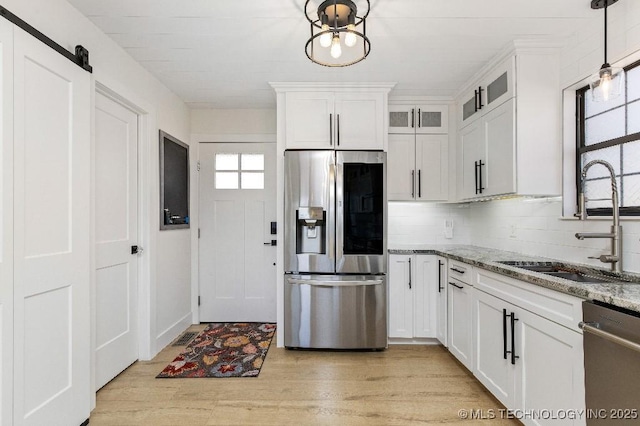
90,325,519,425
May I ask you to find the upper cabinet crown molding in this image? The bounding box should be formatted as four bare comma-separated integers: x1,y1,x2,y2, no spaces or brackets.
454,39,564,100
270,82,396,93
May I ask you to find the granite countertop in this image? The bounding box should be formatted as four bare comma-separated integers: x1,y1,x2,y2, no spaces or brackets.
389,245,640,313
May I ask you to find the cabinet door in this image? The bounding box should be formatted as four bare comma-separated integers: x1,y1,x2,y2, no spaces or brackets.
484,99,515,197
460,89,482,127
483,56,515,113
388,104,416,134
387,134,415,201
459,120,484,200
285,92,334,149
388,255,414,338
514,309,585,426
473,289,516,408
436,257,448,346
416,104,448,134
447,279,473,370
416,134,448,201
334,92,384,150
414,255,438,338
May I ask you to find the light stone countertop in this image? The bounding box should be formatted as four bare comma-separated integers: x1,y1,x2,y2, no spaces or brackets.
389,245,640,314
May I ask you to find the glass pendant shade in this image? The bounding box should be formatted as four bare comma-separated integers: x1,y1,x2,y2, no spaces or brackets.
590,0,624,102
590,64,624,102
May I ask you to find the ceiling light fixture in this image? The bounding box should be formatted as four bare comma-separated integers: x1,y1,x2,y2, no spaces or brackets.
305,0,371,67
590,0,624,102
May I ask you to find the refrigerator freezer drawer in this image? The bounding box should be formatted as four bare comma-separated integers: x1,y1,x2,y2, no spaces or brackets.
284,275,387,350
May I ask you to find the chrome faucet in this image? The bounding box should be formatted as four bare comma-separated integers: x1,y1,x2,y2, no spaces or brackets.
574,160,623,273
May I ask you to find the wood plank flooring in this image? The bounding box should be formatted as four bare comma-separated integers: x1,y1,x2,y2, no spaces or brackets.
90,325,519,425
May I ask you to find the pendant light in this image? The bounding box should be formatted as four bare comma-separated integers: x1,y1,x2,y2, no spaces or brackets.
304,0,371,67
589,0,624,102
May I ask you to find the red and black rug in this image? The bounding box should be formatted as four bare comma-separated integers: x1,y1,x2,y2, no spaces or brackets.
157,322,276,378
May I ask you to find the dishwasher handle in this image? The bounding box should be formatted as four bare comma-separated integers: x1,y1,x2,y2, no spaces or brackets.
580,322,640,354
287,278,383,287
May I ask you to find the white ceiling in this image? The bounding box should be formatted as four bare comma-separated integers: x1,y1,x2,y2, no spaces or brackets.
67,0,597,109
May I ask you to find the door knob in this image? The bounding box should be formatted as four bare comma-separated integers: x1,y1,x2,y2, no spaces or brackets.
264,240,277,246
131,245,143,254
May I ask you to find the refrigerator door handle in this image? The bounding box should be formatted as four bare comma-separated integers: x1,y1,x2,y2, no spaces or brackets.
287,278,383,287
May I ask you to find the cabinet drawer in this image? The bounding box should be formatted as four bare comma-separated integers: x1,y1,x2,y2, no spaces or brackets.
448,260,471,285
475,268,583,333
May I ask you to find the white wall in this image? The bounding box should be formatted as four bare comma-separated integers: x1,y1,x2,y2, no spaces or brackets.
388,202,471,247
3,0,193,359
189,108,277,323
468,198,640,273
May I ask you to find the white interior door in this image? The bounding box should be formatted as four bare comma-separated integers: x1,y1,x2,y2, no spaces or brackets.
0,18,13,426
94,91,139,390
12,27,91,426
199,143,276,322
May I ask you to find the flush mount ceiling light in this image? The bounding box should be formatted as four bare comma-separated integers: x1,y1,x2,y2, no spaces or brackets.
590,0,624,102
304,0,371,67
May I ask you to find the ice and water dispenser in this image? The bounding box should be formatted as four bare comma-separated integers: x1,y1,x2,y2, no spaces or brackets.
296,207,326,255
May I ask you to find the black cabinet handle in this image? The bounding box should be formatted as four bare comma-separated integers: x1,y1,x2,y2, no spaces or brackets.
438,260,444,293
478,160,485,194
450,267,465,274
329,113,333,146
418,170,422,198
474,161,479,194
510,312,519,365
478,86,484,110
408,257,412,289
503,309,508,360
411,170,415,198
337,113,340,146
448,281,463,290
418,108,421,128
411,108,415,128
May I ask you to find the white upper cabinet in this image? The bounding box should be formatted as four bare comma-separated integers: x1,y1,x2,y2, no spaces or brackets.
389,104,449,134
388,134,449,201
456,43,562,200
285,92,335,150
459,56,515,128
334,92,385,150
273,83,395,151
387,101,451,201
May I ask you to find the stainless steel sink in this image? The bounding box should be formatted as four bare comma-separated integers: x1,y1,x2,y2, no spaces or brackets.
497,261,614,284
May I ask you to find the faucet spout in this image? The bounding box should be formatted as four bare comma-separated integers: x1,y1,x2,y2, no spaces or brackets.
575,160,622,273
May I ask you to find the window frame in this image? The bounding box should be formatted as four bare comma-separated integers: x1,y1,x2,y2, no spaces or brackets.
576,59,640,217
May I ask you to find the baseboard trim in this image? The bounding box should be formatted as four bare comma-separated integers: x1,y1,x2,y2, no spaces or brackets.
388,337,442,346
154,312,193,355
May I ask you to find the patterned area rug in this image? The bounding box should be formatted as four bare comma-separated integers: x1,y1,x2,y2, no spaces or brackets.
157,323,276,378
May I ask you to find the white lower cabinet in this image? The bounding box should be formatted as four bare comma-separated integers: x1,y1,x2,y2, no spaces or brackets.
388,254,439,339
435,256,447,346
447,276,473,370
473,269,585,426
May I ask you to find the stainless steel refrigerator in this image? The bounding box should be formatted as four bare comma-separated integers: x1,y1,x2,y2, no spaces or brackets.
284,150,387,350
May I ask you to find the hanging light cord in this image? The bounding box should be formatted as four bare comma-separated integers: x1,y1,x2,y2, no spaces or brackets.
604,1,608,64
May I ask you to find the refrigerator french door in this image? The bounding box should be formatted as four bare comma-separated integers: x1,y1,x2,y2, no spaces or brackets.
284,150,387,349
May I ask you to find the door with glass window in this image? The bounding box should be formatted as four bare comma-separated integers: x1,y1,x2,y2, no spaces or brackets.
198,143,276,322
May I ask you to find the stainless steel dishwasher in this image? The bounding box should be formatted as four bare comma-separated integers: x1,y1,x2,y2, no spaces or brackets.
580,300,640,425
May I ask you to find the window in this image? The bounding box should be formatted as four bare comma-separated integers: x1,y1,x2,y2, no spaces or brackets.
215,153,264,190
576,60,640,216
